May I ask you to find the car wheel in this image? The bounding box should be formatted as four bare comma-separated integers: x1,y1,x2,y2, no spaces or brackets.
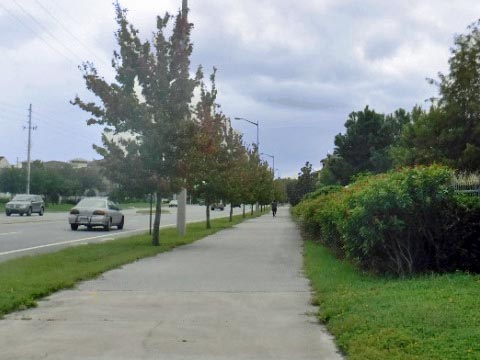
26,207,32,216
117,216,124,230
71,224,79,231
5,211,10,216
39,207,44,216
104,218,112,231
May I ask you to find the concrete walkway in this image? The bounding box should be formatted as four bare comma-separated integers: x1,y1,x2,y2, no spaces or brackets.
0,207,343,359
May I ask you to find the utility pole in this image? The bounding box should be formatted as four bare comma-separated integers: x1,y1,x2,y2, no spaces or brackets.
177,0,188,236
182,0,188,18
26,103,33,194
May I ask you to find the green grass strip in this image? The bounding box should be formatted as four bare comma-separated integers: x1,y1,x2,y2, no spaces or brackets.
304,240,480,360
0,212,263,318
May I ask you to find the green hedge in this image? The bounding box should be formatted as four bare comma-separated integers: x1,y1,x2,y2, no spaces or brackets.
294,165,480,276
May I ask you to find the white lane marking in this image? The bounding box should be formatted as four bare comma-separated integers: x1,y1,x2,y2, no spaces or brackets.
0,228,149,256
0,213,238,257
0,232,20,236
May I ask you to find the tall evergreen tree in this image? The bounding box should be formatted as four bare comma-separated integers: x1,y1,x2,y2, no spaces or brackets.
322,106,409,185
433,19,480,170
394,19,480,170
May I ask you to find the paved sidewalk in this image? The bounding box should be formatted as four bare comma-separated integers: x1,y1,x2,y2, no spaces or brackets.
0,207,343,359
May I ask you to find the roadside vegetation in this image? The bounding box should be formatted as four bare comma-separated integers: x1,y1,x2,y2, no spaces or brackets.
290,18,480,360
0,212,261,318
304,240,480,360
294,166,480,277
305,241,480,360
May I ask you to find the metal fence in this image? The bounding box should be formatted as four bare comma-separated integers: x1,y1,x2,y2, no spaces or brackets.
453,174,480,196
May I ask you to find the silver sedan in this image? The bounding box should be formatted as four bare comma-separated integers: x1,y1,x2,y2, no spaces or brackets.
68,198,124,231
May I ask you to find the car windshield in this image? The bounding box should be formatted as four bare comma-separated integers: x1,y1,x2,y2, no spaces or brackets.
12,195,32,201
76,199,107,208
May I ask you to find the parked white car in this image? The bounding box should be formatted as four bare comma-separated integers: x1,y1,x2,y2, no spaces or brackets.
68,197,124,231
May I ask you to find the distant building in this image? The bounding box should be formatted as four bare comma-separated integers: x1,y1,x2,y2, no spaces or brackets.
69,158,88,169
44,160,69,169
0,156,10,169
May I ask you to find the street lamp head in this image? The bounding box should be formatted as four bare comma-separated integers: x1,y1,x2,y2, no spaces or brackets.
234,116,259,152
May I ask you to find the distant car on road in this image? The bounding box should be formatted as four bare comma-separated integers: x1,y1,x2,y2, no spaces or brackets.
211,203,225,211
68,197,124,231
5,194,44,216
168,200,178,207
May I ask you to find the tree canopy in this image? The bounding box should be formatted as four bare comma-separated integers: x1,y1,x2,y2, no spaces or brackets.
73,3,197,245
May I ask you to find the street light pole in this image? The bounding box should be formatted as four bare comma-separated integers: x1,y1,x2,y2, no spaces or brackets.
234,117,259,153
261,152,275,177
234,117,260,211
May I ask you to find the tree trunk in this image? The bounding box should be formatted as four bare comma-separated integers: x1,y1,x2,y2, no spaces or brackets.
242,204,246,218
251,204,253,215
229,204,233,222
206,201,211,229
152,192,162,246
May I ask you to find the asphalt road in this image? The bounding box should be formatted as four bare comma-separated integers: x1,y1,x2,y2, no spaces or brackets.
0,205,244,262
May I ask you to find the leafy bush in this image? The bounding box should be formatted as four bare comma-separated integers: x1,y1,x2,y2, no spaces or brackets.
303,185,342,200
294,165,480,276
441,195,480,272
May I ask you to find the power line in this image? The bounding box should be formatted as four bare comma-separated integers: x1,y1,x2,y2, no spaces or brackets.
46,0,112,59
11,0,85,65
33,112,102,146
0,2,77,66
33,0,110,68
0,102,99,147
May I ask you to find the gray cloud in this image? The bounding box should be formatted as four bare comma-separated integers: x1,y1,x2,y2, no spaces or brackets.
0,0,479,178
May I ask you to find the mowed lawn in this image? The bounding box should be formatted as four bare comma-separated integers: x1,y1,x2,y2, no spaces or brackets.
304,240,480,360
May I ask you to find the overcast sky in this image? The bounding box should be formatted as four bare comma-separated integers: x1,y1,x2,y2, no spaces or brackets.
0,0,479,178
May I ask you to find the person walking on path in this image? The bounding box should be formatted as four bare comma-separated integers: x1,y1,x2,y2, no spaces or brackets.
271,199,278,217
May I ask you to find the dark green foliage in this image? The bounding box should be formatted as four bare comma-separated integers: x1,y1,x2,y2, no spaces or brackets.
0,161,105,202
287,161,317,205
294,165,480,276
320,107,410,186
442,195,480,272
0,167,25,194
394,20,480,170
436,20,480,170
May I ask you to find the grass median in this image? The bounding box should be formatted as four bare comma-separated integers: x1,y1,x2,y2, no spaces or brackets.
304,240,480,360
0,212,263,318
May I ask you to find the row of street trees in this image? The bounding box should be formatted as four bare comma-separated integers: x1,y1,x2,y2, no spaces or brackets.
73,3,274,245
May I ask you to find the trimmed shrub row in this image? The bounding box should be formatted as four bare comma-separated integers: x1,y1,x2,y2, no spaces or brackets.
293,165,480,276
